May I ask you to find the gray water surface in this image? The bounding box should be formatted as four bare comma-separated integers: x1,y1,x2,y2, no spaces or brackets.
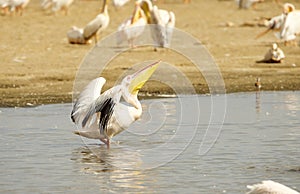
0,91,299,193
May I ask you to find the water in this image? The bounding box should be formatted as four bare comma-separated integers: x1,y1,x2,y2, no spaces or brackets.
0,91,299,193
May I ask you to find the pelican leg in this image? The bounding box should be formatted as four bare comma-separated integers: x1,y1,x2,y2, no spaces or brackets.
99,138,110,149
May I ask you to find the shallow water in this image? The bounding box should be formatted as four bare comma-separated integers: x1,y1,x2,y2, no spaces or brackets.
0,91,299,193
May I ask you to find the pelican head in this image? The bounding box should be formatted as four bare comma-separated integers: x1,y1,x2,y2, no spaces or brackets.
122,60,160,96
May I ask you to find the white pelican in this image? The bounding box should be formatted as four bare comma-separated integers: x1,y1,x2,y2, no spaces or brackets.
246,180,299,194
0,0,10,15
256,3,300,45
116,1,147,47
112,0,130,9
137,0,175,49
71,61,160,148
2,0,30,15
236,0,264,9
280,10,300,45
41,0,74,15
83,0,110,43
257,43,285,63
67,26,91,44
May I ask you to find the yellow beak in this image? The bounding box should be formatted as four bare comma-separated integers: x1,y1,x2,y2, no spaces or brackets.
129,60,161,95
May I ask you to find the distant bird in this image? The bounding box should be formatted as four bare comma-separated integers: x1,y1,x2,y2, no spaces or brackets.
112,0,130,9
67,0,110,44
116,1,147,47
0,0,10,15
280,10,300,45
71,61,160,148
254,77,261,90
83,0,110,43
246,180,299,194
137,0,176,50
257,43,285,63
41,0,74,15
236,0,264,9
256,3,300,45
1,0,30,15
67,26,90,44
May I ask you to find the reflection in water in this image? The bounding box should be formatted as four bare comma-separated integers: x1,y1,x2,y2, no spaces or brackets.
255,91,261,114
71,145,151,193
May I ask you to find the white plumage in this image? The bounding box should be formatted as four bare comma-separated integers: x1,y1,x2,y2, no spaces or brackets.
116,2,147,47
1,0,30,15
41,0,74,15
280,10,300,43
137,0,176,49
67,0,110,44
112,0,130,8
246,180,299,194
71,61,160,147
256,3,300,45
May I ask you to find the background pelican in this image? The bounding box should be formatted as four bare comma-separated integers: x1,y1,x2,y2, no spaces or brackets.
280,10,300,45
137,0,176,50
116,2,147,47
246,180,299,194
83,0,110,43
71,61,160,148
2,0,30,15
41,0,74,15
112,0,130,9
256,3,300,45
236,0,264,9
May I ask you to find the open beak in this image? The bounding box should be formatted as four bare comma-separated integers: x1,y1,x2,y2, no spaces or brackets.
131,3,141,24
129,60,161,95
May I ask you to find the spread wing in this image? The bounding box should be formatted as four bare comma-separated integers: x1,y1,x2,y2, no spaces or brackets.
71,77,106,126
81,86,122,137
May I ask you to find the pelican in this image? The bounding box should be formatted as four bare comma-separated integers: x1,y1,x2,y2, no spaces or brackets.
137,0,176,50
83,0,110,44
246,180,299,194
256,43,285,63
71,61,160,148
2,0,30,15
0,0,10,15
116,1,147,47
280,10,300,45
236,0,264,9
41,0,74,15
112,0,130,8
256,3,300,45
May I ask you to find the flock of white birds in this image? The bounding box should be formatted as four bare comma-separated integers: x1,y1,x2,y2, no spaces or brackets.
1,0,299,193
67,0,176,48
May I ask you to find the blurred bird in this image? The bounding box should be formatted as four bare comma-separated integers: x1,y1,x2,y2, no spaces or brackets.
256,3,300,45
67,26,90,44
237,0,264,9
246,180,299,194
137,0,176,50
254,77,261,90
280,10,300,45
1,0,30,15
0,0,10,15
112,0,130,9
83,0,110,44
41,0,74,15
257,43,285,63
71,61,160,148
116,1,147,47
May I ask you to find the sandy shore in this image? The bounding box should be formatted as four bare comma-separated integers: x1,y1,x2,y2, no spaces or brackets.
1,0,300,107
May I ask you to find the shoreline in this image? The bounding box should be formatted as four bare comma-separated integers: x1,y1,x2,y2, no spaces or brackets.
1,0,300,107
